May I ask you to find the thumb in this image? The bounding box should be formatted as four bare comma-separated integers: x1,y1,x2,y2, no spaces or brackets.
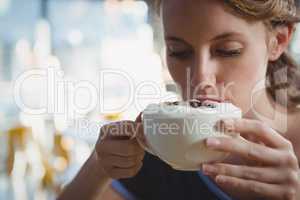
134,112,149,150
135,112,143,123
133,111,143,139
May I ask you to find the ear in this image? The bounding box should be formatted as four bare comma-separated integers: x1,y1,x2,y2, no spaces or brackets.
268,24,295,61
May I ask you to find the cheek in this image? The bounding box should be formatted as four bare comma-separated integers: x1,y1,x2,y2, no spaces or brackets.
223,48,269,110
229,39,268,82
235,49,268,88
226,58,265,87
167,58,189,85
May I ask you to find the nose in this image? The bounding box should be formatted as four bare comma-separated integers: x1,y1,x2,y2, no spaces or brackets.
190,54,217,95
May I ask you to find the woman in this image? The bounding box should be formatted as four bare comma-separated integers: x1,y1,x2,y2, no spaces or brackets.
58,0,300,199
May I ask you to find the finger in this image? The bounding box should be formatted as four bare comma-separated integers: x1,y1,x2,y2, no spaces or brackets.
134,122,144,141
203,163,298,184
135,112,142,123
101,153,145,169
216,118,291,149
206,136,285,165
136,124,150,150
97,139,144,157
135,112,150,149
109,163,143,179
215,175,295,200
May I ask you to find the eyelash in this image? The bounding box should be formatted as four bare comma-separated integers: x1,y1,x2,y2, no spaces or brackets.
167,50,193,60
214,49,242,57
168,49,242,60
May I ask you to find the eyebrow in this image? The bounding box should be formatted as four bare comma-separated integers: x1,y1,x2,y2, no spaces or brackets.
210,32,243,41
165,36,189,44
165,32,243,44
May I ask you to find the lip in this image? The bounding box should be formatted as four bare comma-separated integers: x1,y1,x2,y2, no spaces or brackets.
195,96,223,103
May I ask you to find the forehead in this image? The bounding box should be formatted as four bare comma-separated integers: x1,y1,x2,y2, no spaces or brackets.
162,0,265,43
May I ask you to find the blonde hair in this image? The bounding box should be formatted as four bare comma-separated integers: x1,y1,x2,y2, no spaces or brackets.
156,0,300,111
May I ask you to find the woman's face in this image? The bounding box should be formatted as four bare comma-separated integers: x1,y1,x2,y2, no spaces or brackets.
162,0,272,113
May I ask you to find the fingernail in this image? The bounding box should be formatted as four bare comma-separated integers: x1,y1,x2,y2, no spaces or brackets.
206,138,220,147
223,119,235,130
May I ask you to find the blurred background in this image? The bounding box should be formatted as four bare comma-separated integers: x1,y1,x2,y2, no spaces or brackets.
0,0,299,199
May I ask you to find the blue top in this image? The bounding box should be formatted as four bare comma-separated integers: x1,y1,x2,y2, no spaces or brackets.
111,152,234,200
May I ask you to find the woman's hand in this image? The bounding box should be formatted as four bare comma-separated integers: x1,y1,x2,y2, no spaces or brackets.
58,114,145,200
202,118,300,200
95,114,145,180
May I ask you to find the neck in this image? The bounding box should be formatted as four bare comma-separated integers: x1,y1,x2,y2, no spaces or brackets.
244,89,290,135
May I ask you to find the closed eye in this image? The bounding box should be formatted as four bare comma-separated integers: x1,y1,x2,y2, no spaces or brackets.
214,49,242,57
167,49,193,60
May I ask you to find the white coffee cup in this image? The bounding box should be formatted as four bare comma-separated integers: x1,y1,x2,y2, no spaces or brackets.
138,101,242,171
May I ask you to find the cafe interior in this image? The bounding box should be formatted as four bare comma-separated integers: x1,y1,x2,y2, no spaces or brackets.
0,0,300,199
